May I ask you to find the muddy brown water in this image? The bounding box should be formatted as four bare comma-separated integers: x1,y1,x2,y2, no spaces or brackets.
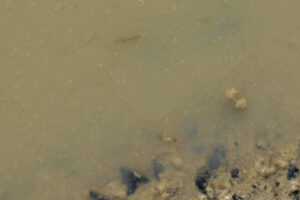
0,0,300,199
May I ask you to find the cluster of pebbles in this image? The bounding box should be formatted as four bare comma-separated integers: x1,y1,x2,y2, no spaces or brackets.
86,88,300,200
225,88,248,110
87,147,300,200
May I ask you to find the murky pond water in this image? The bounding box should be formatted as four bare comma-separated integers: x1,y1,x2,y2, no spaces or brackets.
0,0,300,199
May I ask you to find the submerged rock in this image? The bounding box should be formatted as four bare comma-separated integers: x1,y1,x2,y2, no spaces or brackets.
194,169,211,194
230,168,239,179
119,168,149,195
232,194,244,200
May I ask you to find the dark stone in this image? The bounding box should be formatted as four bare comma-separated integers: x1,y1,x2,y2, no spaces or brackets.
152,160,165,180
275,181,280,187
264,185,267,190
194,169,211,194
292,190,300,195
287,165,299,180
232,194,244,200
230,168,239,178
206,146,226,170
119,168,149,195
184,123,198,137
252,184,257,189
89,190,110,200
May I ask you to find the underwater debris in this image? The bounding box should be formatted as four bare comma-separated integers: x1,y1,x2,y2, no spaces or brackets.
162,136,178,143
114,33,141,43
119,167,149,195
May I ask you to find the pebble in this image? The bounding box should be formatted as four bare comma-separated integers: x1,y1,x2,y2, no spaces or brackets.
119,168,149,195
224,88,247,110
258,165,276,177
195,169,211,194
274,159,289,169
232,194,244,200
275,181,280,187
290,180,300,195
225,88,239,102
287,165,299,180
218,190,231,200
255,160,277,178
234,98,247,109
231,168,239,179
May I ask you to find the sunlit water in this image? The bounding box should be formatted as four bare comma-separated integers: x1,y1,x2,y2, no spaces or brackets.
0,0,300,199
